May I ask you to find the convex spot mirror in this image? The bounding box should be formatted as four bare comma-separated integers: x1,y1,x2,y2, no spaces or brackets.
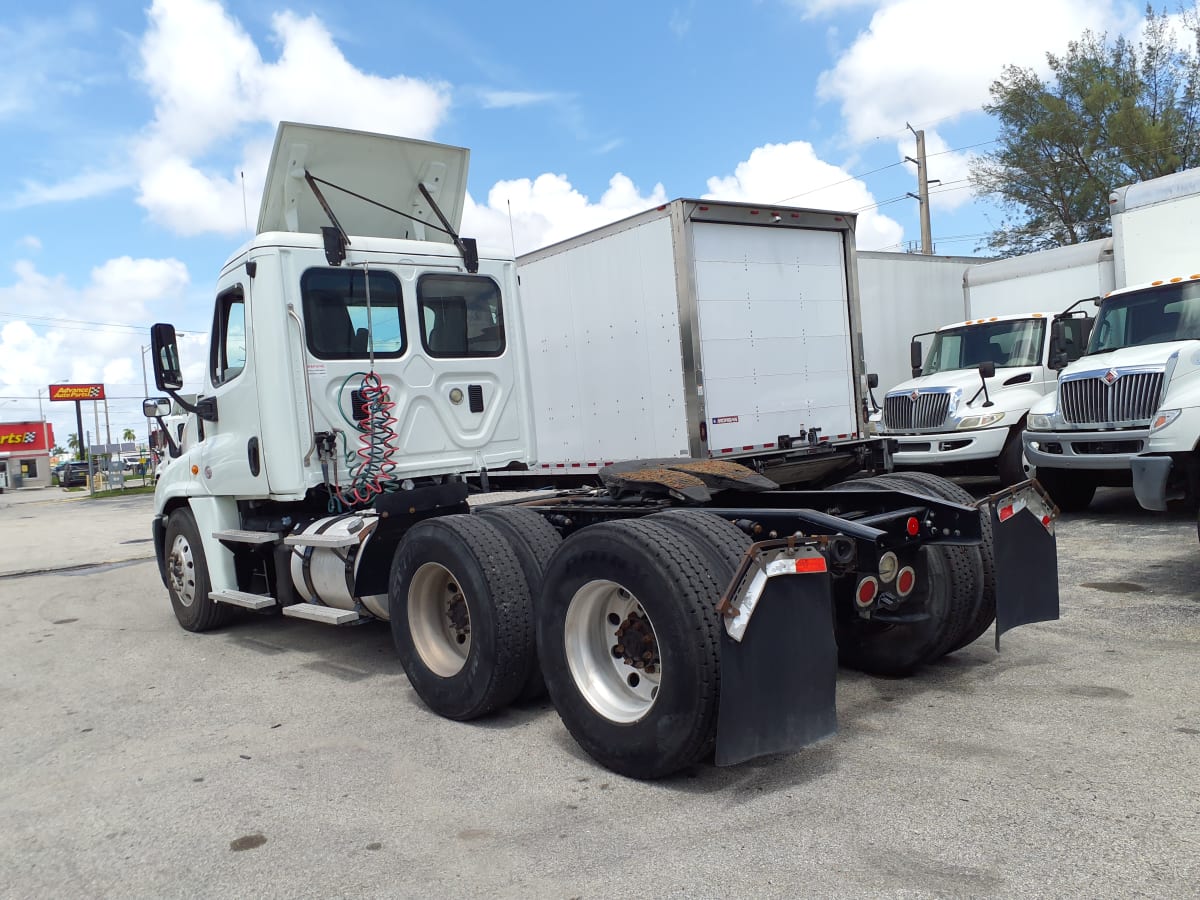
143,398,171,418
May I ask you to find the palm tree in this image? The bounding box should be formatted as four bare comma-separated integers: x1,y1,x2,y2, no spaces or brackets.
67,433,80,460
122,427,136,443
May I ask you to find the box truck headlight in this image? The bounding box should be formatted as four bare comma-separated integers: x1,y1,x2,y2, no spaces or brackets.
1027,413,1052,431
1150,409,1182,432
955,411,1005,430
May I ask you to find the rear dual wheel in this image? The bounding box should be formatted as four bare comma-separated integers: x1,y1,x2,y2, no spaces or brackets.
389,515,536,721
827,474,983,673
537,518,738,779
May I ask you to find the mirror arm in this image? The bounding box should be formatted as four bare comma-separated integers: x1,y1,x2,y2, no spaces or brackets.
164,389,218,423
153,416,182,458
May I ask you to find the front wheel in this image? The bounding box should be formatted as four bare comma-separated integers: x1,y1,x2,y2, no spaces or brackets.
1036,467,1097,512
998,430,1033,486
163,507,232,632
537,519,724,779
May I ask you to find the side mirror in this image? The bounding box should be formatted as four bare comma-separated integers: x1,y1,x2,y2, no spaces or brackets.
143,398,172,418
910,340,923,377
150,323,184,391
978,361,996,379
1048,319,1068,370
867,373,879,389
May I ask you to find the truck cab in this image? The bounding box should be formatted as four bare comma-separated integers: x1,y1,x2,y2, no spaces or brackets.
1025,275,1200,510
875,311,1090,484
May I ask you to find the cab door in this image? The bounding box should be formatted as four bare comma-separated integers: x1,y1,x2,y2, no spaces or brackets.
198,274,267,496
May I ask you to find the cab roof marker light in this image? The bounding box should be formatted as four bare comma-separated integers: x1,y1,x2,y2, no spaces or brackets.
1170,277,1183,283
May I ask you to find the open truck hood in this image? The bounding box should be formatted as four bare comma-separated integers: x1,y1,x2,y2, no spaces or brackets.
257,122,469,244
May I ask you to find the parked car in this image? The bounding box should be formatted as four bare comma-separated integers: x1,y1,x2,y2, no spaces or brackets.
60,461,92,488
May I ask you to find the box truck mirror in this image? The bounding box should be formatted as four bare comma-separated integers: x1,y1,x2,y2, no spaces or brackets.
867,373,879,389
909,340,923,377
978,361,996,379
151,323,184,391
1048,320,1068,370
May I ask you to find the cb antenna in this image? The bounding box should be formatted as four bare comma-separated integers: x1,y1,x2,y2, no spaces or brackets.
241,170,249,233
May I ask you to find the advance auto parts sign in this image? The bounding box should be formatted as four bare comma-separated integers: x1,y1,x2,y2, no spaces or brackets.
49,383,105,401
0,424,50,452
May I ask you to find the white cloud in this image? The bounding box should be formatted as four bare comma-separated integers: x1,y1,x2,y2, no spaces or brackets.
702,141,904,251
17,236,41,252
133,0,452,237
9,169,135,209
478,90,561,109
0,257,192,445
788,0,882,18
817,0,1131,143
463,172,668,256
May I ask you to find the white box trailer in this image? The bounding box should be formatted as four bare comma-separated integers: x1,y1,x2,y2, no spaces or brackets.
1111,168,1200,287
856,251,985,392
516,200,883,484
963,239,1115,317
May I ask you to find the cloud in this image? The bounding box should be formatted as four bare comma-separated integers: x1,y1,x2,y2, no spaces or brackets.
16,236,41,252
133,0,452,236
0,256,193,445
787,0,882,18
478,90,562,109
0,10,99,122
463,173,669,256
9,169,135,209
816,0,1130,143
702,141,904,250
897,129,975,212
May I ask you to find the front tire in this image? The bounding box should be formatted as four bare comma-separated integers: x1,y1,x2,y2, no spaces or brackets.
164,507,232,632
998,429,1033,486
389,515,535,721
1036,467,1097,512
538,520,724,779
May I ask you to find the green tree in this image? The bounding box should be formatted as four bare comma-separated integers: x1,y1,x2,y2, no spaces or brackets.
122,427,136,443
67,433,80,460
971,5,1200,256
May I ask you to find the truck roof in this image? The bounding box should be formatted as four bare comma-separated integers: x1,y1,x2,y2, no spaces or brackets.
256,121,469,244
962,238,1113,289
938,311,1056,331
1106,272,1200,298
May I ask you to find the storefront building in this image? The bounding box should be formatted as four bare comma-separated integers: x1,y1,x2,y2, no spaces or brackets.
0,421,56,490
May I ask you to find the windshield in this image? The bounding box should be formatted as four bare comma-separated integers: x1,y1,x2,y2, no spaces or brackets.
1088,281,1200,353
922,318,1046,376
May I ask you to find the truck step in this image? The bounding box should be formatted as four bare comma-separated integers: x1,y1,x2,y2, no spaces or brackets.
281,603,361,625
213,529,281,544
210,590,276,610
283,533,361,548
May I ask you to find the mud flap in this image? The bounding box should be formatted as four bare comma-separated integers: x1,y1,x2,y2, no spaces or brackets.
988,483,1059,649
715,572,838,767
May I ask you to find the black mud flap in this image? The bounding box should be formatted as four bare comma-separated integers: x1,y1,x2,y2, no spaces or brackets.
715,573,838,767
988,482,1060,648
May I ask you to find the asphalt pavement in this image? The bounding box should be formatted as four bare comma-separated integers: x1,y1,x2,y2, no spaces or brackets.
0,484,1197,898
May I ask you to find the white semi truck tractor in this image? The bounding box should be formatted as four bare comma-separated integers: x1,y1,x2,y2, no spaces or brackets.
143,122,1060,778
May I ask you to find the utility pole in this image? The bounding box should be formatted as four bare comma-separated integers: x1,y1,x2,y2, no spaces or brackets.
905,123,936,255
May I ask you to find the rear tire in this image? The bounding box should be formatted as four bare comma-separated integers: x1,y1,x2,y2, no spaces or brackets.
538,519,724,779
649,508,752,577
874,471,997,653
1036,467,1097,512
475,506,562,701
164,507,233,632
827,475,979,671
389,515,535,721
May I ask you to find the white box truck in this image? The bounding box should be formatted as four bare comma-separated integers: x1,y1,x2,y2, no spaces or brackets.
142,122,1059,779
1024,169,1200,511
856,250,986,393
875,240,1112,484
515,200,891,488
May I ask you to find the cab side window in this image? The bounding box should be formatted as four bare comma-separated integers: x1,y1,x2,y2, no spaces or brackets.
418,274,505,357
210,287,247,386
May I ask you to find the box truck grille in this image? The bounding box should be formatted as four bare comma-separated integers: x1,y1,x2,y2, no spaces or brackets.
1060,372,1163,425
884,393,951,431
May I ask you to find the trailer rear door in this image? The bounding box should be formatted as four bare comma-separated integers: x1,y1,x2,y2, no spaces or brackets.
691,222,857,453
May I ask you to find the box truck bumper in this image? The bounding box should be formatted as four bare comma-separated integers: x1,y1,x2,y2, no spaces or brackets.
888,425,1009,466
1023,427,1150,470
1130,454,1173,510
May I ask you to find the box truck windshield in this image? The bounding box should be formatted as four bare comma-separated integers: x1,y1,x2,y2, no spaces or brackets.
923,318,1045,375
1088,281,1200,352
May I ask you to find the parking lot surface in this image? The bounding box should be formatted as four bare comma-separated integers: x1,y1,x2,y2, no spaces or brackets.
1,484,1197,898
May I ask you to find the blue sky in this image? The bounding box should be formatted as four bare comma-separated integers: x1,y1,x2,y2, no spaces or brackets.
0,0,1152,449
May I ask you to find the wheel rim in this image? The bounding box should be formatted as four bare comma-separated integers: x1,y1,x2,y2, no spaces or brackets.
563,579,661,723
408,562,472,677
167,532,197,608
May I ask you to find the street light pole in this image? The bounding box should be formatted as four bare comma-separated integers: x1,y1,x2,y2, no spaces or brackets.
141,344,153,469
